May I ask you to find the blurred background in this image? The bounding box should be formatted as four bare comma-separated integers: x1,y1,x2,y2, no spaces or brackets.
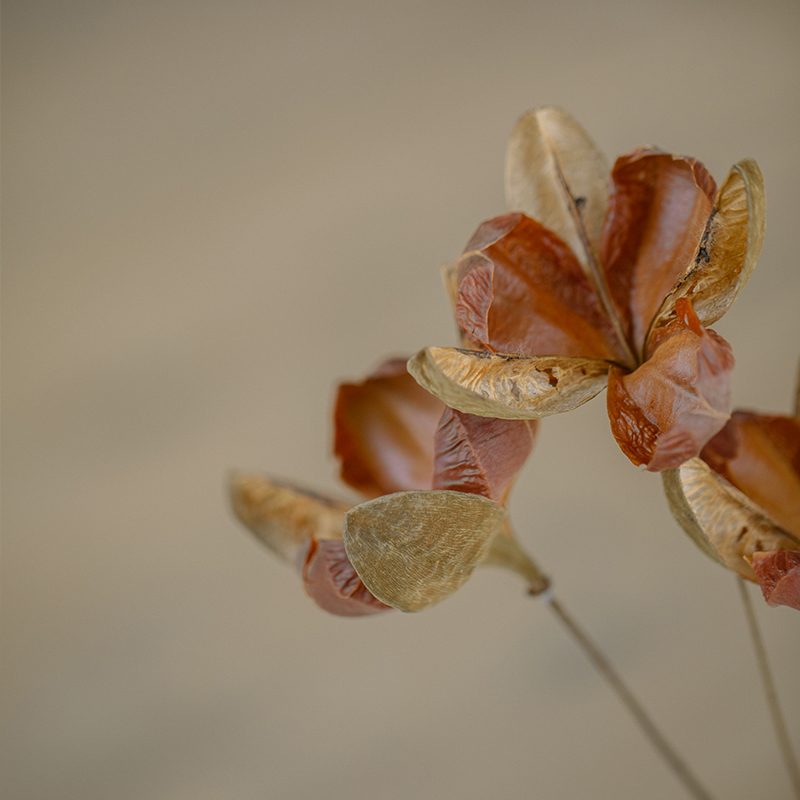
3,1,799,798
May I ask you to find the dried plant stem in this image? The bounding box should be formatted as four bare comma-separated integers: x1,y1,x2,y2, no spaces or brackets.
537,591,714,800
737,578,800,799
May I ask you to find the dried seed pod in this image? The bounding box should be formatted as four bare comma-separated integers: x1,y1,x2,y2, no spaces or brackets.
408,346,610,420
343,490,506,612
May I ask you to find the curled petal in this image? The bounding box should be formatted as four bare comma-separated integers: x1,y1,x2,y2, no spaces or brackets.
343,490,506,612
607,302,733,470
302,539,392,616
229,473,350,564
751,551,800,611
649,159,765,341
662,458,800,580
504,106,609,271
408,346,610,420
334,359,444,498
600,149,716,357
432,408,537,503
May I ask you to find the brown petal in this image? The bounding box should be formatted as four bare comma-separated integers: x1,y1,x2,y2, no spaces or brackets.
662,458,800,580
334,358,444,499
701,412,800,538
229,473,350,564
408,346,611,420
432,408,537,503
301,539,393,616
505,107,609,271
649,159,765,341
458,213,625,361
343,490,506,612
600,149,716,358
607,301,733,471
751,551,800,611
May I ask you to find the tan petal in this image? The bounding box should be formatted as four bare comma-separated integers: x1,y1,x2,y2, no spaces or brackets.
334,358,444,499
649,159,766,341
599,149,716,358
432,408,537,503
343,490,506,612
229,473,350,564
751,550,800,611
505,107,609,271
301,539,393,616
408,346,610,420
662,458,800,580
607,302,733,471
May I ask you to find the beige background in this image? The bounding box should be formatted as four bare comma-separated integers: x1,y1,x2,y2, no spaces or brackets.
3,1,799,798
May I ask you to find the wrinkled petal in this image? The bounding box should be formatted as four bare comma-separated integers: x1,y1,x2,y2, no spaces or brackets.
505,107,609,272
408,346,611,420
334,358,444,499
343,490,506,612
649,159,765,341
458,213,625,361
751,550,800,611
229,473,350,565
600,149,716,358
662,458,800,580
701,412,800,538
301,539,392,616
432,408,537,503
607,299,733,471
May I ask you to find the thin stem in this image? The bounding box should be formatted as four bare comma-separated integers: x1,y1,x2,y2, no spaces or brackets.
538,591,715,800
737,577,800,798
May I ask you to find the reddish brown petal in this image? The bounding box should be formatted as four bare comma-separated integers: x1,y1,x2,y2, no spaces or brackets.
334,359,444,499
458,213,625,362
701,412,800,538
600,149,716,358
751,550,800,611
607,304,733,471
432,408,537,504
302,539,392,616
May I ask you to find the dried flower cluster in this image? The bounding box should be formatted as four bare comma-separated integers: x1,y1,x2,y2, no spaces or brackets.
230,107,800,613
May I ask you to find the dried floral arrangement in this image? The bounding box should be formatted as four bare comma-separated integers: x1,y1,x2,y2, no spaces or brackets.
229,108,800,799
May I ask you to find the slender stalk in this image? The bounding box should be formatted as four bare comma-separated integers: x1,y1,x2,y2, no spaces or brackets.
737,577,800,798
536,590,715,800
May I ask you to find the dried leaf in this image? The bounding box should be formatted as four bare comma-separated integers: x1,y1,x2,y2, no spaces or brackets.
662,458,800,580
334,359,444,498
458,213,624,361
408,346,610,420
751,550,800,611
229,473,350,564
649,159,765,339
301,539,393,616
432,408,537,503
343,490,506,611
504,107,609,270
599,149,716,357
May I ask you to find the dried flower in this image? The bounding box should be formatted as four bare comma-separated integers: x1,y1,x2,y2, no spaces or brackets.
231,359,544,615
410,107,765,471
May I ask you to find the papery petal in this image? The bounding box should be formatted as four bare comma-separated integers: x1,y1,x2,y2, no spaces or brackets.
334,358,444,499
301,539,393,616
505,107,609,272
751,551,800,611
649,159,765,342
432,408,537,503
662,459,800,580
701,412,800,538
600,149,716,357
458,213,625,361
408,346,611,420
229,473,350,564
607,301,733,471
343,490,506,612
